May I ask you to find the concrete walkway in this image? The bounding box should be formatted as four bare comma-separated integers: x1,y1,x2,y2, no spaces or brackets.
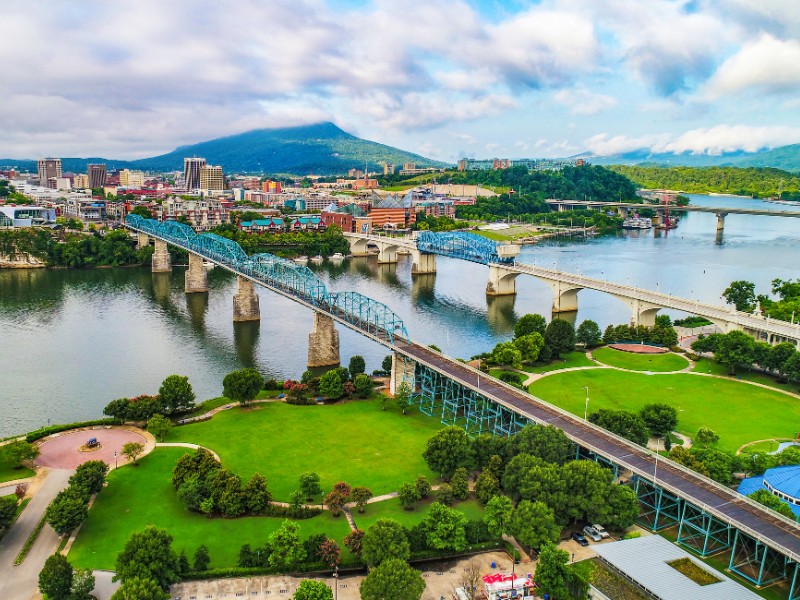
0,468,73,600
156,442,221,461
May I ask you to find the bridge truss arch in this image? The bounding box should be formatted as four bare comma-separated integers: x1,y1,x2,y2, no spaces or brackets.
416,231,515,265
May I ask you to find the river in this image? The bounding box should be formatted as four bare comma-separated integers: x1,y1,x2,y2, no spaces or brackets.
0,194,797,437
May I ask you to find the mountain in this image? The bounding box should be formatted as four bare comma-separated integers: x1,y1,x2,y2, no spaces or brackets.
0,123,448,176
580,143,800,172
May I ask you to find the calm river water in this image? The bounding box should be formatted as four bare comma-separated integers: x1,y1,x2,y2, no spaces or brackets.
1,194,798,436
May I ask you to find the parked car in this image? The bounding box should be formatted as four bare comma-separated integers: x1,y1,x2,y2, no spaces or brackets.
571,531,589,546
583,525,603,542
592,524,610,539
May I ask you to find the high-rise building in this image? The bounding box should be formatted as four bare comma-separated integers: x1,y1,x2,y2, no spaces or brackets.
183,157,207,191
37,158,62,184
72,174,89,188
199,165,224,192
87,164,107,188
119,169,145,188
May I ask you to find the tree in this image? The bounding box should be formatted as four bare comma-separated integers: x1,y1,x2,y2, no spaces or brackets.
472,435,508,470
354,374,373,398
69,460,108,495
655,314,672,328
325,490,347,516
436,483,455,505
110,577,169,600
319,369,344,399
415,475,432,499
222,368,264,405
147,414,173,442
474,471,500,505
351,486,374,513
509,424,572,465
450,467,469,500
589,409,649,446
362,518,410,566
121,441,145,465
544,318,576,358
492,341,522,369
38,553,73,600
244,472,272,514
319,538,341,567
769,342,797,380
268,520,306,570
513,332,545,363
382,355,393,373
576,320,603,348
0,495,17,529
158,374,195,413
502,455,566,512
511,500,560,552
360,558,425,600
294,580,333,600
484,495,513,538
177,550,189,575
723,280,756,312
349,355,366,379
2,440,40,467
716,330,755,374
114,526,180,590
344,529,365,557
193,545,210,571
423,426,472,477
749,489,795,519
395,381,412,414
398,482,421,510
514,313,547,338
46,489,88,536
423,502,467,551
299,472,323,500
561,460,614,524
533,542,570,600
694,427,720,448
71,568,96,599
786,352,800,383
640,403,678,438
604,485,639,530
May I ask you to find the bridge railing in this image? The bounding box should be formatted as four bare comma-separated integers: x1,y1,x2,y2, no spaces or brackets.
416,231,515,265
126,215,410,345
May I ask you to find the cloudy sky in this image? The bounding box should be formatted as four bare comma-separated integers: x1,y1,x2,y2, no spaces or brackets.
2,0,800,162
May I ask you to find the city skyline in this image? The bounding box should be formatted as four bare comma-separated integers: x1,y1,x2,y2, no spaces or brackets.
2,0,800,162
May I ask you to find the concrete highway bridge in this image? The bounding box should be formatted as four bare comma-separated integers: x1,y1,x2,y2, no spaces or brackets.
125,214,800,597
344,231,800,347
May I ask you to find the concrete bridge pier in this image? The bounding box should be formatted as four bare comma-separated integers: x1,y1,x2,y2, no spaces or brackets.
390,352,416,395
137,233,150,250
715,212,728,233
233,276,260,322
616,297,662,327
617,207,629,218
152,239,171,272
486,265,520,296
410,249,436,274
185,252,209,293
540,280,583,312
308,312,340,368
377,243,399,264
346,237,371,257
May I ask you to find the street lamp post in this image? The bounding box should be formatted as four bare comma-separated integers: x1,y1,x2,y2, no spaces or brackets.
114,451,118,470
583,387,589,421
333,564,339,600
654,438,662,484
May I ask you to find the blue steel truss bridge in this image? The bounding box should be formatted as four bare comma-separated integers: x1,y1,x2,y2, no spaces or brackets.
126,215,800,598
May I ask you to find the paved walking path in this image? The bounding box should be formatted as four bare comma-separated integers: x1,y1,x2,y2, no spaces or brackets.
0,468,73,600
156,442,220,461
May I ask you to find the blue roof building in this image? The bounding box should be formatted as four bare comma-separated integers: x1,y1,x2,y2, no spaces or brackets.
738,465,800,517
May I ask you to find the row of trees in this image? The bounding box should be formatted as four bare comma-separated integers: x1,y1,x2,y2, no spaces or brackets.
211,223,350,258
46,461,108,537
104,374,196,421
723,278,800,323
602,320,679,347
692,331,800,378
589,403,679,448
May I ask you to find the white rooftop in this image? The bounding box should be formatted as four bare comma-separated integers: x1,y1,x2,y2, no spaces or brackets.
592,535,761,600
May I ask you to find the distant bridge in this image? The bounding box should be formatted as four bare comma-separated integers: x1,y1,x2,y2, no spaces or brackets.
126,215,800,596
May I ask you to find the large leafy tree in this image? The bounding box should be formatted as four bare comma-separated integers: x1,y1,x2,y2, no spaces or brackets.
46,489,89,536
509,424,572,465
69,460,108,495
362,518,410,566
576,320,603,348
348,355,366,379
110,577,169,600
484,495,513,538
299,472,323,500
492,341,522,369
514,313,547,338
722,280,757,312
423,426,472,477
604,485,640,530
513,332,545,363
38,553,73,600
502,454,566,512
0,495,18,529
267,520,306,570
222,368,264,405
319,369,344,399
114,526,180,590
561,461,614,524
533,542,570,600
244,472,272,514
147,414,173,442
511,500,560,553
589,409,649,446
544,318,576,358
769,342,798,380
749,489,795,519
360,558,425,600
351,486,374,512
639,403,678,438
423,502,467,552
2,440,40,467
293,580,333,600
715,330,755,374
158,374,195,413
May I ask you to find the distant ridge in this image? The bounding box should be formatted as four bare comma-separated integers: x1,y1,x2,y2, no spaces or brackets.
0,122,448,175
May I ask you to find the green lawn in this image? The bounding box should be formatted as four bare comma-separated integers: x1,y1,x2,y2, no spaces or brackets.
164,399,443,501
0,463,34,484
692,359,800,395
520,352,595,374
591,347,690,372
352,497,485,531
529,370,800,451
68,448,353,571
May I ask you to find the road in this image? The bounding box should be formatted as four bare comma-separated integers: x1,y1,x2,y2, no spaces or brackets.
0,468,72,600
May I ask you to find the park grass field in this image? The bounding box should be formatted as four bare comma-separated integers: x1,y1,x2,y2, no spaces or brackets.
0,463,34,484
352,497,485,531
520,351,595,374
591,347,690,372
68,448,354,571
164,398,442,501
529,369,800,451
691,358,800,394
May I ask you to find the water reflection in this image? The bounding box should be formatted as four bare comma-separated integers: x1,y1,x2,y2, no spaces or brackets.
185,292,209,333
233,320,261,368
485,295,517,334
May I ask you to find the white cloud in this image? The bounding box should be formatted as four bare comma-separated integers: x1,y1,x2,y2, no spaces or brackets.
553,87,617,115
704,34,800,98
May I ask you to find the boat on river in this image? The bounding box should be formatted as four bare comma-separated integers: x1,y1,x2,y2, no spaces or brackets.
293,256,308,264
622,216,652,230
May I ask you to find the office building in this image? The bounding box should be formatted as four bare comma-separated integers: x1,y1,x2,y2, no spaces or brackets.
72,174,89,188
37,158,62,184
183,157,207,191
87,164,107,188
199,165,224,192
119,169,145,188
